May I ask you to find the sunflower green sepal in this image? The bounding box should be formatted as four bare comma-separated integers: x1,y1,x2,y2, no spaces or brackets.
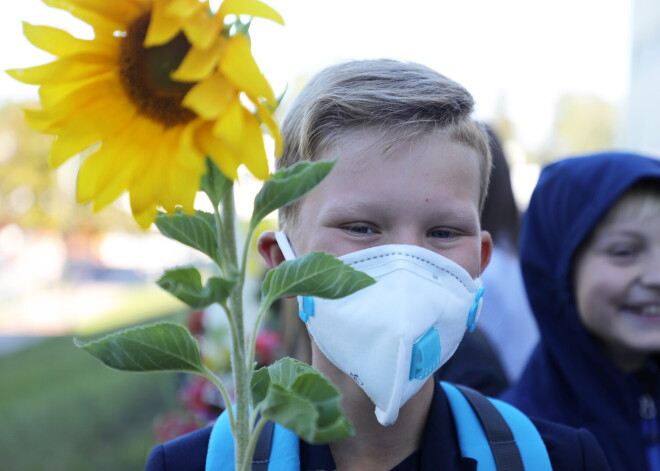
73,322,206,374
250,160,336,232
201,157,233,208
260,252,376,307
155,210,222,266
157,267,234,309
252,358,353,444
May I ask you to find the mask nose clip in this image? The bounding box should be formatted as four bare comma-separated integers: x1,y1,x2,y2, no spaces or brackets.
466,286,485,333
409,327,441,380
298,296,315,322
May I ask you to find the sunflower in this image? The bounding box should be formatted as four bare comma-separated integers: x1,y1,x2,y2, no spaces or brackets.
8,0,284,228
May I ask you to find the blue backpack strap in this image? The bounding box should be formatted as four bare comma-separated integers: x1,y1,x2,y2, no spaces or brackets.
252,420,274,471
455,384,524,470
266,422,299,470
206,409,300,471
206,409,235,471
441,382,552,471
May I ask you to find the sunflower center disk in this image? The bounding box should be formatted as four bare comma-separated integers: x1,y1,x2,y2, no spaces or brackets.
120,13,196,128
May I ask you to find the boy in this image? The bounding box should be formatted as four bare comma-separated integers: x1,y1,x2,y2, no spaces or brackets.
502,152,660,471
146,59,609,470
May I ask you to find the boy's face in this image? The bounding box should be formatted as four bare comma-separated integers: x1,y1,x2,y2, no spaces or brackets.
574,209,660,371
288,128,491,279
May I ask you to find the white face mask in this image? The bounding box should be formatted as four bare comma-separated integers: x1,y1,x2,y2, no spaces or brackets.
274,232,485,426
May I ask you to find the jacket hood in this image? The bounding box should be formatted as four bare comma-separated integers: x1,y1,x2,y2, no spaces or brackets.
504,151,660,471
520,152,660,351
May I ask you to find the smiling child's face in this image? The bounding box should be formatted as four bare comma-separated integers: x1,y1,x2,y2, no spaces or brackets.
574,204,660,372
288,127,491,280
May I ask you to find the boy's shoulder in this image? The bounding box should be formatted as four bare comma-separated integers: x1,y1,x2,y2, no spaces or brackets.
145,425,212,471
529,415,611,470
144,386,611,471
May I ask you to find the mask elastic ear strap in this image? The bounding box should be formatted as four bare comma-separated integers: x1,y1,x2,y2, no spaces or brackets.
274,231,297,261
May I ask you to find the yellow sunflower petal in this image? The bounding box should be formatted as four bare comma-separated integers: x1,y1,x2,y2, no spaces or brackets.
166,0,208,18
92,152,138,212
129,168,160,216
161,161,199,213
40,75,115,117
182,11,222,50
133,204,158,230
27,76,131,137
212,97,244,151
218,0,284,25
77,145,114,204
144,0,183,47
38,71,115,108
7,55,112,85
196,123,241,180
23,108,61,134
46,0,146,23
42,0,130,32
178,121,207,173
209,148,241,182
221,34,275,104
254,99,282,155
237,112,269,179
124,127,171,219
171,37,225,82
77,116,145,205
49,131,100,168
168,141,203,213
91,119,157,212
160,166,199,214
22,23,114,58
153,129,186,212
129,128,170,214
182,72,235,119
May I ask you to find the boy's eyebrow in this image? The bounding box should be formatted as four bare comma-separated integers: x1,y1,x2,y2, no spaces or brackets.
321,201,479,224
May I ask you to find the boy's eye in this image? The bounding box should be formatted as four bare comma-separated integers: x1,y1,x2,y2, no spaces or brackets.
342,223,375,235
428,229,458,240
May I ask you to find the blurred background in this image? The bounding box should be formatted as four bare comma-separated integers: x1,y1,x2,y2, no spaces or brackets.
1,0,659,469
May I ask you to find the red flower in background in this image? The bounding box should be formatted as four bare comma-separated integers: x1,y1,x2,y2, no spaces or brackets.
255,330,282,367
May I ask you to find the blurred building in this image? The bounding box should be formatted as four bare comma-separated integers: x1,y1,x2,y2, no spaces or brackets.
624,0,660,155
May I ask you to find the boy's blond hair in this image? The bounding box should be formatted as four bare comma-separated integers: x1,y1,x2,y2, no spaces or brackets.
277,59,492,230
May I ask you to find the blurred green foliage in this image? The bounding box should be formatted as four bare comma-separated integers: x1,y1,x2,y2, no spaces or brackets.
0,334,180,470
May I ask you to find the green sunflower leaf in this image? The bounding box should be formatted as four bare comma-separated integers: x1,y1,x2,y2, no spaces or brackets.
74,322,206,374
157,267,234,309
155,210,220,265
261,251,375,305
252,358,353,444
201,157,233,207
250,161,335,231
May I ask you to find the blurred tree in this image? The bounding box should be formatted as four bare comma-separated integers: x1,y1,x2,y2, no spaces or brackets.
539,94,619,163
489,95,517,144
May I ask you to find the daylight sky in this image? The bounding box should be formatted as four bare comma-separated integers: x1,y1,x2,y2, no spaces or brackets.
0,0,632,151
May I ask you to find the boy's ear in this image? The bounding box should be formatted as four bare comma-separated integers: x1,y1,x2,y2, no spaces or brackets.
257,231,287,269
479,230,493,274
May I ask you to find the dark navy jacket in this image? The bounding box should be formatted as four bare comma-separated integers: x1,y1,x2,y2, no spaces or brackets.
501,152,660,471
145,381,609,470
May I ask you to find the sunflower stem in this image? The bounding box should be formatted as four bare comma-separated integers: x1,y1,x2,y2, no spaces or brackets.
219,188,251,470
212,205,227,276
240,414,267,471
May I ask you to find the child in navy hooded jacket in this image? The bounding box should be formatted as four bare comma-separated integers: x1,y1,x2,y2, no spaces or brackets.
502,152,660,471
